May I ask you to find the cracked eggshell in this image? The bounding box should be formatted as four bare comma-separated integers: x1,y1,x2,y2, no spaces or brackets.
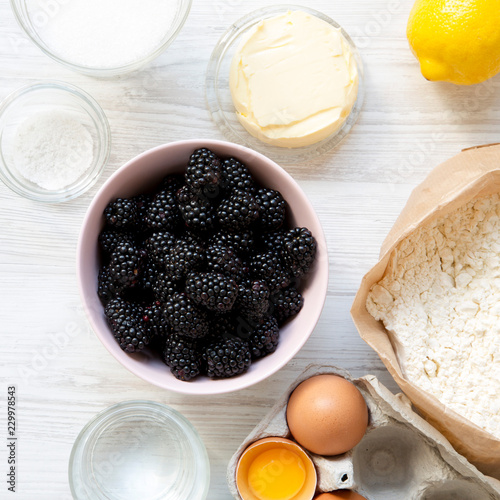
227,364,500,500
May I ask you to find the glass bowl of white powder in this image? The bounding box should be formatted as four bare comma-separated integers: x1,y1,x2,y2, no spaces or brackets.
0,81,111,202
10,0,192,77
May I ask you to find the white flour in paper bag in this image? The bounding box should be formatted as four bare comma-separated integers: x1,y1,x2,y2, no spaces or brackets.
367,194,500,438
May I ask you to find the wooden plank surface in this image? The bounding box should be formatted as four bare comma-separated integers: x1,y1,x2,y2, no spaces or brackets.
1,0,499,498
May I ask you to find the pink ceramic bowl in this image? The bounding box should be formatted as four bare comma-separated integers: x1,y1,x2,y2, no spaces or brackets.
77,139,328,395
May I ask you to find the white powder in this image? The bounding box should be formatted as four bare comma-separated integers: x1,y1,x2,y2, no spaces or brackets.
32,0,178,68
367,194,500,438
13,110,94,191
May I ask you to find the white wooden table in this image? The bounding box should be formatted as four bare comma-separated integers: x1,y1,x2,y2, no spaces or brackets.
1,0,499,498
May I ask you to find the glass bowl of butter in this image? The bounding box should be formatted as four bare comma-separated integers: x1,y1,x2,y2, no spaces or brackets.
206,5,364,163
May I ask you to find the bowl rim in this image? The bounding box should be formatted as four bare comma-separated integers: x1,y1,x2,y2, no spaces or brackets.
9,0,193,77
205,4,364,164
0,80,111,202
77,139,329,395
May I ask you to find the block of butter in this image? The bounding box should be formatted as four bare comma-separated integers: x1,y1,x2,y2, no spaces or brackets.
229,10,359,148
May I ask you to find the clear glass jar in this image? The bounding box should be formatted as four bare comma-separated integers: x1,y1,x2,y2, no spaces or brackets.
206,5,364,163
0,81,111,203
69,401,210,500
10,0,192,77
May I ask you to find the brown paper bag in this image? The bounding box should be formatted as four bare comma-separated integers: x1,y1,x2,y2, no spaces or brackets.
351,143,500,479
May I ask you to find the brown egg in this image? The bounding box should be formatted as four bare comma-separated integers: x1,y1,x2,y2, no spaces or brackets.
286,374,368,456
315,491,367,500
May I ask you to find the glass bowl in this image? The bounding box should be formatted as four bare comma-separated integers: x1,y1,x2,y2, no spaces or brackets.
69,400,210,500
206,5,364,164
0,81,110,203
10,0,192,77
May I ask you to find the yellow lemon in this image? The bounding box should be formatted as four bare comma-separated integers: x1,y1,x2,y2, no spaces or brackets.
407,0,500,85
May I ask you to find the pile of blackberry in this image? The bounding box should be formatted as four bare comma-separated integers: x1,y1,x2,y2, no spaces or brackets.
98,148,317,381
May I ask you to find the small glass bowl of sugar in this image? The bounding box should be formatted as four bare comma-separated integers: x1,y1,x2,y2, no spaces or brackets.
0,81,111,203
10,0,192,77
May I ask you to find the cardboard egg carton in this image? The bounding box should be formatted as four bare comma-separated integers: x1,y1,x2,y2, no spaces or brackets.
227,364,500,500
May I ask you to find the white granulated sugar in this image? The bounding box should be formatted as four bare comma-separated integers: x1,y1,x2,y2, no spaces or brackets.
13,110,94,191
33,0,178,68
366,194,500,438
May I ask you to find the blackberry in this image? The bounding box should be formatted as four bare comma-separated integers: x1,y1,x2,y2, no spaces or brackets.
164,292,209,339
146,188,181,231
203,337,251,378
105,298,150,353
220,157,256,193
259,230,286,252
266,267,292,293
165,237,205,280
145,231,177,265
209,230,255,256
179,231,206,250
97,267,123,305
206,244,243,278
138,259,159,291
250,251,291,292
132,194,152,228
152,271,179,303
142,301,169,337
104,198,138,229
217,189,260,230
98,228,133,256
255,188,286,231
249,251,282,281
185,148,222,197
163,334,201,381
160,173,184,192
282,227,317,277
247,315,279,359
236,280,270,323
109,241,143,288
185,272,239,312
271,286,304,324
177,185,216,232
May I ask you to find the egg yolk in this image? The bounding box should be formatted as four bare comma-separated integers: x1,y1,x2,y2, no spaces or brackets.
247,448,306,500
